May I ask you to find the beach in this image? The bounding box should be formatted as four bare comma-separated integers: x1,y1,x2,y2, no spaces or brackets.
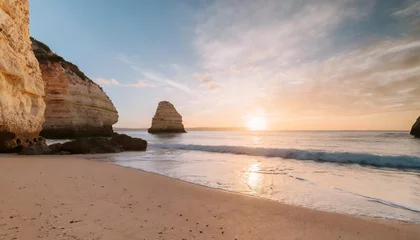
100,130,420,222
1,1,419,240
1,155,419,240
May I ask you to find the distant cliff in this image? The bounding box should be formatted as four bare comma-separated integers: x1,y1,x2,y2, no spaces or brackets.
0,0,46,152
410,117,420,138
148,101,186,133
31,37,119,139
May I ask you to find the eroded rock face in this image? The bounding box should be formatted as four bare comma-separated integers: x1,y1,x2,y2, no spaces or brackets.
0,0,46,152
148,101,186,133
31,37,119,139
410,117,420,138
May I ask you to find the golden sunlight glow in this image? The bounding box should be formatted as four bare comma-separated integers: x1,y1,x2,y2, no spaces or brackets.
247,116,267,131
244,162,262,193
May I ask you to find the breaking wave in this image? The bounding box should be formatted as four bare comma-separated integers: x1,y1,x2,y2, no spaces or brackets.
150,143,420,169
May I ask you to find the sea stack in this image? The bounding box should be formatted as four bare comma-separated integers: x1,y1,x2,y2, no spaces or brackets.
410,117,420,138
31,38,119,139
148,101,186,133
0,0,46,152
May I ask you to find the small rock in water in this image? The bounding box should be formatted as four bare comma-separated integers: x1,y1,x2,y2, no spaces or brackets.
148,101,186,134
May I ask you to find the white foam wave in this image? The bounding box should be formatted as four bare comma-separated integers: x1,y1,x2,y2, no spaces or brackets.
150,143,420,169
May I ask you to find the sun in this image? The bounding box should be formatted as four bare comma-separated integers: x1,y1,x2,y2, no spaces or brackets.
247,116,267,131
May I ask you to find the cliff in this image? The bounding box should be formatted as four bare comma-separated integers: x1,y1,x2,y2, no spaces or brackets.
0,0,46,152
31,37,119,139
148,101,186,133
410,117,420,138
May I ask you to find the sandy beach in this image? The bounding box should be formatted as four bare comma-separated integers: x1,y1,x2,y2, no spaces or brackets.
0,155,419,240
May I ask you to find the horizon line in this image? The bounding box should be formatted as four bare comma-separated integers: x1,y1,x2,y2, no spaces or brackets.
113,127,411,132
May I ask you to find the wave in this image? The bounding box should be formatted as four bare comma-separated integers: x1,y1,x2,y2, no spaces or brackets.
150,143,420,169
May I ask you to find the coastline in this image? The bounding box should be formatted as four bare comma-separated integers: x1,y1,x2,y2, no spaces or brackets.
0,155,419,240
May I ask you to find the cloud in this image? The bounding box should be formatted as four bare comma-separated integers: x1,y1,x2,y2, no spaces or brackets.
208,82,223,90
195,0,373,71
170,63,183,73
116,53,135,65
192,0,420,120
195,73,211,83
126,80,155,88
193,72,223,90
393,1,420,18
131,66,198,95
93,78,154,88
392,1,420,33
275,38,420,115
92,78,120,85
116,54,199,96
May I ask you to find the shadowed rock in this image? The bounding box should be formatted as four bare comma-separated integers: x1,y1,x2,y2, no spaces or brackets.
18,138,72,155
410,117,420,138
112,133,147,151
21,133,148,155
61,137,123,154
19,144,52,155
148,101,186,134
48,143,64,153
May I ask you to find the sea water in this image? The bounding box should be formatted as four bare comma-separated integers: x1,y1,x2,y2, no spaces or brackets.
62,130,420,222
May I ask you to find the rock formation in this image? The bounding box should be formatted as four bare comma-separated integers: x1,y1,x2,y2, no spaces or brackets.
0,0,46,152
58,133,147,154
19,133,147,155
31,37,119,139
60,137,124,154
410,117,420,138
148,101,186,133
112,133,147,151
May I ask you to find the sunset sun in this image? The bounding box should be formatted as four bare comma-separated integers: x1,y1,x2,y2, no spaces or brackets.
247,116,267,131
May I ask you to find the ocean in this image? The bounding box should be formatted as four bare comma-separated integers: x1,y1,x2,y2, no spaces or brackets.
54,130,420,222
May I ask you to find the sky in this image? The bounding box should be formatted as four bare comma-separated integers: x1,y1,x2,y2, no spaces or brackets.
29,0,420,130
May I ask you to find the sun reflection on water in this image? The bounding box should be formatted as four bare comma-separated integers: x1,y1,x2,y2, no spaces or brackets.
251,135,261,146
245,162,262,193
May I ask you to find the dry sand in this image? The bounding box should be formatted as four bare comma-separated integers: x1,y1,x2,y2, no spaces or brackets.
0,155,419,240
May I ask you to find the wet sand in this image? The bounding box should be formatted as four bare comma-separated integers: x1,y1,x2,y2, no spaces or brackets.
0,155,419,240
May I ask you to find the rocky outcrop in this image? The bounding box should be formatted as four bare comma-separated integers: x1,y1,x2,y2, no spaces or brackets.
21,133,147,154
0,0,46,152
148,101,186,133
31,37,119,139
112,133,147,151
410,117,420,138
19,143,53,155
60,137,123,154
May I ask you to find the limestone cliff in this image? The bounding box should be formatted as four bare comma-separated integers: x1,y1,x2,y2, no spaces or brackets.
31,38,119,139
148,101,186,133
0,0,46,152
410,117,420,138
